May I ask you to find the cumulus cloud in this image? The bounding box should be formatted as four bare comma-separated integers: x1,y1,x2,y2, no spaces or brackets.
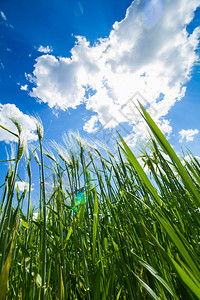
33,212,38,220
179,128,199,143
15,181,34,192
27,0,200,145
182,154,200,164
37,45,53,54
0,103,37,142
20,84,28,91
83,115,99,133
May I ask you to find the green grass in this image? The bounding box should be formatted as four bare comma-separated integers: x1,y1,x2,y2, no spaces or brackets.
0,106,200,299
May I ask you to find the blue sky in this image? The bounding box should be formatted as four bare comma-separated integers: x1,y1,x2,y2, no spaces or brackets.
0,0,200,193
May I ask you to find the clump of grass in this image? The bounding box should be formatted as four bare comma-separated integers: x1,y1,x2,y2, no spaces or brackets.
0,106,200,299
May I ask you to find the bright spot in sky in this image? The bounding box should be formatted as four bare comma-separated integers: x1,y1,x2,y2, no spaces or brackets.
142,0,165,29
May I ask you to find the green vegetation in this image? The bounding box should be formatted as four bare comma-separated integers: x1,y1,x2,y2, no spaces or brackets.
0,105,200,299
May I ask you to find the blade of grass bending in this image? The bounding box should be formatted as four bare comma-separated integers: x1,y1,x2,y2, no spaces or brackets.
132,187,200,280
116,288,122,300
155,212,200,280
0,159,16,163
130,250,174,296
170,257,200,299
118,133,162,206
0,124,19,138
0,215,19,300
138,102,200,206
128,189,200,288
132,272,160,300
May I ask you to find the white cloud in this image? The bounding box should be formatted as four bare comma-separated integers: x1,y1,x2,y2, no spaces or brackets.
0,61,4,70
0,11,6,21
0,10,13,29
20,84,28,91
182,154,200,164
33,212,38,220
179,128,199,143
83,115,99,133
37,45,53,54
0,103,37,142
28,0,200,145
15,181,34,192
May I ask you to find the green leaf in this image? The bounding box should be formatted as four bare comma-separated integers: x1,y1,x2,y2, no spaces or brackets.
21,214,29,229
0,124,19,138
135,274,160,300
118,133,162,206
138,102,200,206
22,219,29,229
155,212,200,279
0,216,19,300
171,257,200,299
36,273,42,287
93,188,98,262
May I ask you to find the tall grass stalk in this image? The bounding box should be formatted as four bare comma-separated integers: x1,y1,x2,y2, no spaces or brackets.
36,118,47,300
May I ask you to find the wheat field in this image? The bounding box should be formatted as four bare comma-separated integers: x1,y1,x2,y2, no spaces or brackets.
0,104,200,299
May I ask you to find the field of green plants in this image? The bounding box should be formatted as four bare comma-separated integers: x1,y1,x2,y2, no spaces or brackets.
0,104,200,299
